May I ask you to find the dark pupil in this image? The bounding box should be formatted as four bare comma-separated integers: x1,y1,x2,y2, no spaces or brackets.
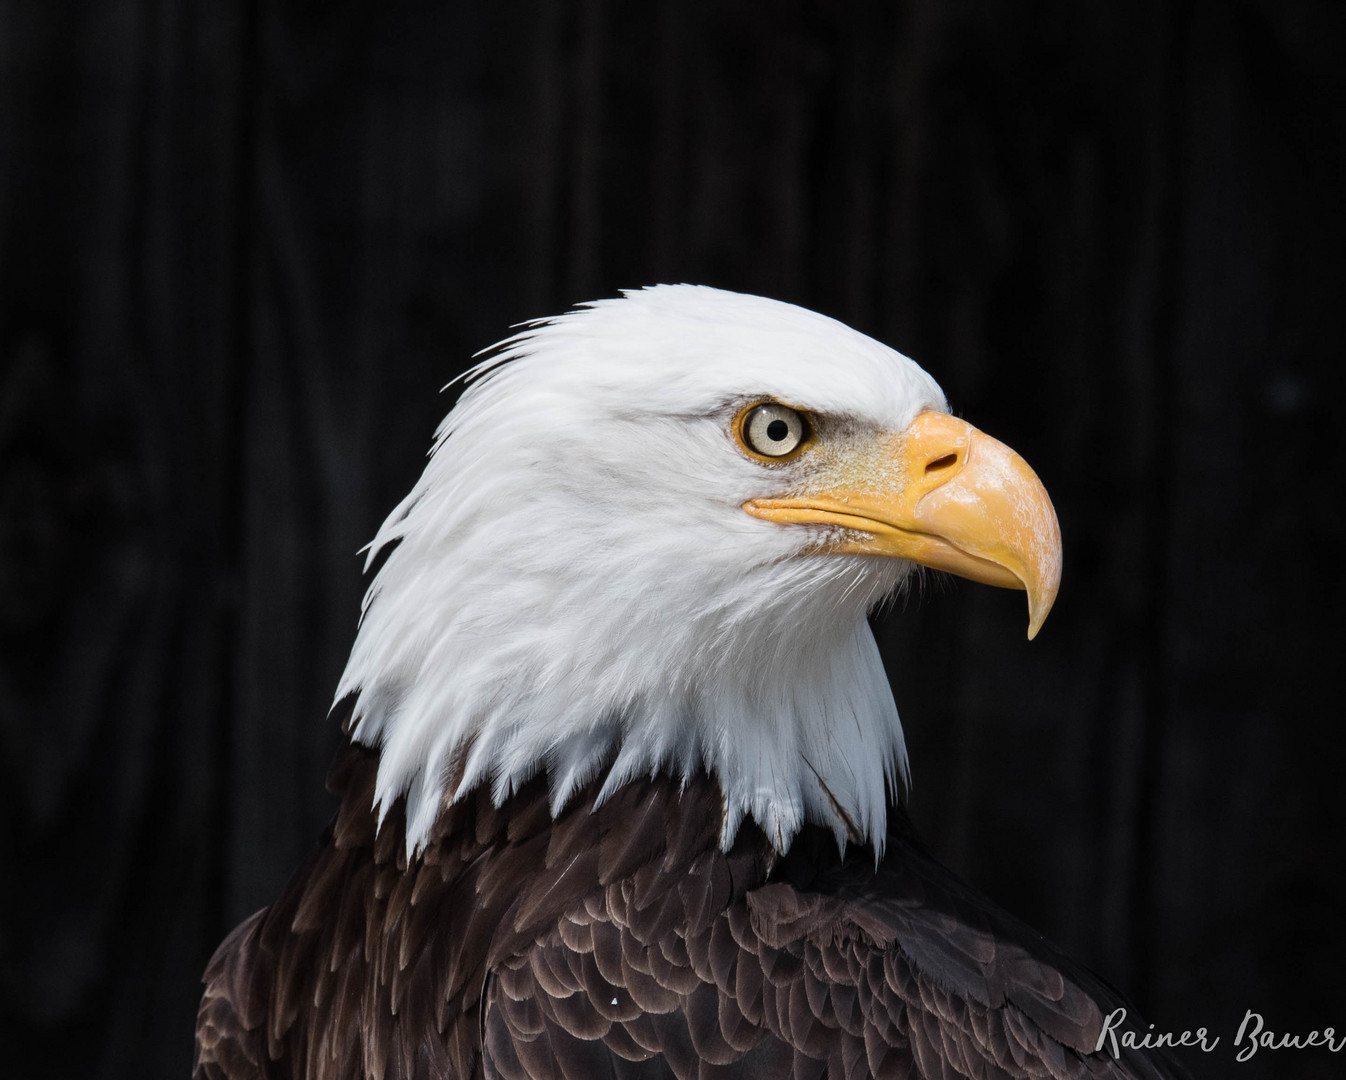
766,419,789,442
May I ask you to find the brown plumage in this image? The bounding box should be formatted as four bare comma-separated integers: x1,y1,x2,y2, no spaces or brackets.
194,739,1187,1080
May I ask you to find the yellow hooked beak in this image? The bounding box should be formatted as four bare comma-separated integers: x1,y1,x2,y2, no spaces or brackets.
744,410,1063,638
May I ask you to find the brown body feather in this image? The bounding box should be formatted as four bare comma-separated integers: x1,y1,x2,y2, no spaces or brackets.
195,743,1187,1080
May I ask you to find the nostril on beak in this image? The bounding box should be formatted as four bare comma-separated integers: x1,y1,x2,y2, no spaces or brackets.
925,453,959,474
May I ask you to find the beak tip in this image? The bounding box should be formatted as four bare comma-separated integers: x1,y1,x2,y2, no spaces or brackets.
1024,583,1057,641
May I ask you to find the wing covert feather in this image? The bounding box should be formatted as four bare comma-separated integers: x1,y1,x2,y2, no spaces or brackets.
484,807,1190,1080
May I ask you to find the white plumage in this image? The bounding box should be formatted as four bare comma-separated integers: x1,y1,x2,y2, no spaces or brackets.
336,286,953,858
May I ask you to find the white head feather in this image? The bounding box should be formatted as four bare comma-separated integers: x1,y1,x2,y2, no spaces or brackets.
334,285,947,858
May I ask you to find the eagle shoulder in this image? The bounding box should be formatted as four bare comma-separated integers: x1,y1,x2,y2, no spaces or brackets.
483,805,1192,1080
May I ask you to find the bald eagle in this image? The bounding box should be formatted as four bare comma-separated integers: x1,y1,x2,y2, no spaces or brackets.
195,287,1185,1080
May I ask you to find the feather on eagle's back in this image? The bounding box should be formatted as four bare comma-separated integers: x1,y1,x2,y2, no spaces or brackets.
194,741,1184,1080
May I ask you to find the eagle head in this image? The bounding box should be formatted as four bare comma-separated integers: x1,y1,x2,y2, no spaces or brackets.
335,286,1061,858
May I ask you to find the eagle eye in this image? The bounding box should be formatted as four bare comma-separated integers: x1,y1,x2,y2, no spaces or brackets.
740,403,808,459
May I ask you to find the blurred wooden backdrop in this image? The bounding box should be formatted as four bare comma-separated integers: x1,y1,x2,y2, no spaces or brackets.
2,1,1343,1077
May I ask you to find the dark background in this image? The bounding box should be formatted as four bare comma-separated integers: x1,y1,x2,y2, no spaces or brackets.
2,1,1344,1077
